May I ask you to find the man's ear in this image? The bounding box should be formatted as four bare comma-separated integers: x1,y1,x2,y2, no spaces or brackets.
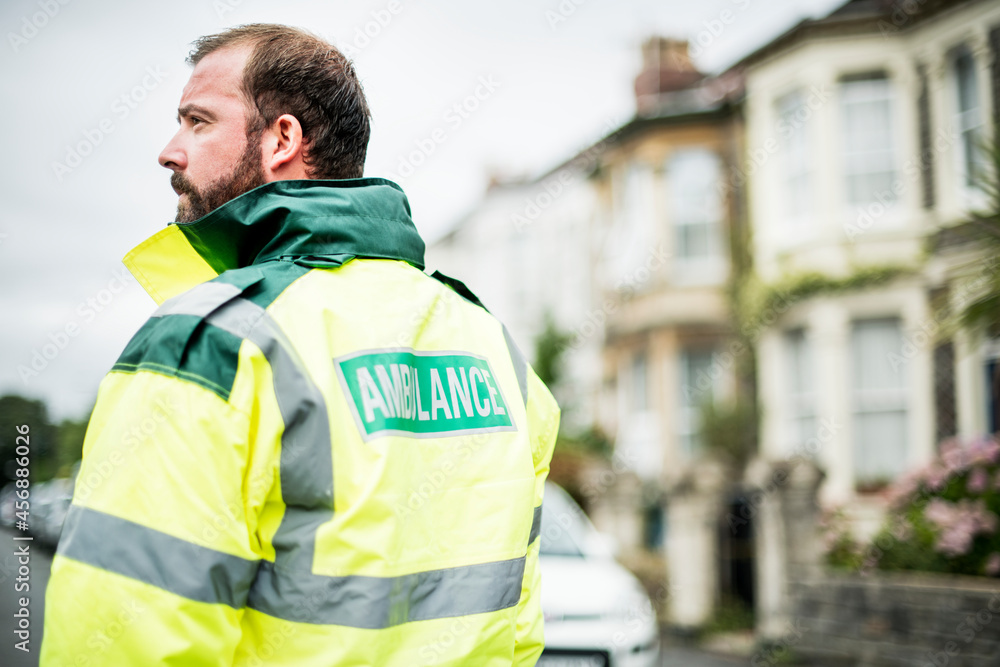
262,113,309,181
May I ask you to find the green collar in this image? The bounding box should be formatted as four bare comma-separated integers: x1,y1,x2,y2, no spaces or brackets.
124,178,426,304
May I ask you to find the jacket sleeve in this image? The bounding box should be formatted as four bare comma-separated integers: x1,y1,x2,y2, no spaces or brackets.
40,316,281,666
513,367,560,666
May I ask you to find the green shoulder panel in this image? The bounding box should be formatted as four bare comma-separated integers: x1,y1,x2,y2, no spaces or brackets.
111,261,313,402
112,315,242,401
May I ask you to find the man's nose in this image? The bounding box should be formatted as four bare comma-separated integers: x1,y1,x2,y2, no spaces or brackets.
158,132,187,171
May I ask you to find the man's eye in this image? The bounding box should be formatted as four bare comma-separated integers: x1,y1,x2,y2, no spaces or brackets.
190,117,203,125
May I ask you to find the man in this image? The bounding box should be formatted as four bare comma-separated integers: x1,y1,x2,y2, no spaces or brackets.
41,24,558,666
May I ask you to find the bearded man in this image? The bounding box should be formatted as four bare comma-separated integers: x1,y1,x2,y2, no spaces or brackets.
40,24,557,666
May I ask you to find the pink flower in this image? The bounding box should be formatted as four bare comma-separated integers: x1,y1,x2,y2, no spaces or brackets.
891,519,913,542
888,470,922,509
924,499,998,558
968,438,1000,466
968,467,990,494
986,553,1000,577
924,499,954,526
941,439,967,473
925,466,949,492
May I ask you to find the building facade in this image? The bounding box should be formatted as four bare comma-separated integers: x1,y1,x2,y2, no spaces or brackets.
738,0,1000,636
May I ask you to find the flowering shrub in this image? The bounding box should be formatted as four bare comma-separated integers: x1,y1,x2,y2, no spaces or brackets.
861,436,1000,577
818,507,865,570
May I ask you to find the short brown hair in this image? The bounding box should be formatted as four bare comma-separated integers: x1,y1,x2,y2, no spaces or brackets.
188,24,371,179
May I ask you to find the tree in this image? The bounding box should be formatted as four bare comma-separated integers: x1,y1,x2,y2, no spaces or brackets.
960,131,1000,335
0,395,58,483
532,311,573,388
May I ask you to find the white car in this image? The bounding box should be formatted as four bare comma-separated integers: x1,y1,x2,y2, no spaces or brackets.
538,483,660,667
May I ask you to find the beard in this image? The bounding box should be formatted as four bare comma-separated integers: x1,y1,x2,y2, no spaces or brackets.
172,132,266,224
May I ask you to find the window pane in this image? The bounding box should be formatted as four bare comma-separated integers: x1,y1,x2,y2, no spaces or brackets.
841,76,897,208
786,329,816,454
956,50,979,115
954,48,984,187
777,90,812,222
669,150,722,260
679,349,715,458
851,319,908,481
852,319,906,391
632,351,648,412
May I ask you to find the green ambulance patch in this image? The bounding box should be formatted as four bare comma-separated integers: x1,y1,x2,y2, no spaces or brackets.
335,348,516,440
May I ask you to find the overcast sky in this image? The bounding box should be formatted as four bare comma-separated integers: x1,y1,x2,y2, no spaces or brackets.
0,0,845,420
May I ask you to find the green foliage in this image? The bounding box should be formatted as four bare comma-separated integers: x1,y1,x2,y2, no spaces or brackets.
0,395,90,485
697,397,758,469
701,595,754,635
54,416,89,477
532,311,573,388
556,425,613,459
870,506,949,574
0,395,59,483
830,437,1000,578
738,265,915,337
820,508,865,571
956,130,1000,336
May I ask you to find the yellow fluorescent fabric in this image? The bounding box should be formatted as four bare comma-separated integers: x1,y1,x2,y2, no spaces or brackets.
42,182,559,666
122,225,218,305
71,369,266,561
44,558,244,667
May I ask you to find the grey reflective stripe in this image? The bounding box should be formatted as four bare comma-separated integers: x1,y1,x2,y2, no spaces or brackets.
502,325,528,407
135,280,524,627
57,504,258,608
200,298,335,580
529,504,542,545
249,556,525,628
150,283,335,587
155,281,243,319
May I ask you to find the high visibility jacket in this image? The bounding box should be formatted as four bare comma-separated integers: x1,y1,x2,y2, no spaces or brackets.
40,178,559,666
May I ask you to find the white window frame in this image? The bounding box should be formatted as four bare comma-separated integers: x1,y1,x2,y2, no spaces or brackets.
784,328,817,458
839,73,903,230
678,348,718,460
775,89,815,240
666,149,726,285
850,318,910,484
950,44,988,210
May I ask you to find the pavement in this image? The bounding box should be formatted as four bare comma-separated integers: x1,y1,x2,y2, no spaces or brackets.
0,527,51,667
660,646,749,666
0,527,755,667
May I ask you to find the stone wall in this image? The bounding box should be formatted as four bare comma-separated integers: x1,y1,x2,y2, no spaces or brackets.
791,572,1000,666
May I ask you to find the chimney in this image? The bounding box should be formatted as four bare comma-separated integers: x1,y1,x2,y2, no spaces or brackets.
633,37,704,114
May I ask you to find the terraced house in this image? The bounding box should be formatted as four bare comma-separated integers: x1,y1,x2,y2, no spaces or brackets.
737,0,1000,636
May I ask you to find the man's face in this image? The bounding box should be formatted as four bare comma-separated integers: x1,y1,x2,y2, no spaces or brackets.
158,46,266,223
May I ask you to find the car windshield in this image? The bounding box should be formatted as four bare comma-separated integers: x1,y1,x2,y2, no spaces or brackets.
538,484,589,557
